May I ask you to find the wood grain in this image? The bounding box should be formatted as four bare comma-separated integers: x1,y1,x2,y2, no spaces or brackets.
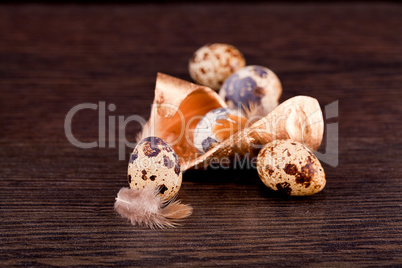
0,3,401,266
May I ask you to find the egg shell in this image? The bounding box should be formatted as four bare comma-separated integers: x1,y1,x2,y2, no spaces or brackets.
257,140,326,196
128,136,182,200
189,43,246,90
219,65,282,115
193,107,248,154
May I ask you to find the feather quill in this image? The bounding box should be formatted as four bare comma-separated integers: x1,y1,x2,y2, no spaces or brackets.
114,187,193,229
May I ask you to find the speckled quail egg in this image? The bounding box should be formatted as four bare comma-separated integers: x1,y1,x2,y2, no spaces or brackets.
128,136,182,200
193,108,248,154
219,65,282,115
189,43,246,90
257,140,326,196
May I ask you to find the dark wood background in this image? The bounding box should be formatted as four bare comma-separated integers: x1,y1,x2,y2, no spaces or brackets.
1,3,401,267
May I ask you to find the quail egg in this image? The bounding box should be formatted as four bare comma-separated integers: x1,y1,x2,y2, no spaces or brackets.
193,108,248,154
128,136,182,200
189,43,246,90
257,140,326,196
219,65,282,115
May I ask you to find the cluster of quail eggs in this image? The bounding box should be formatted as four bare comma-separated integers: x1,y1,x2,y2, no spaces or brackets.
190,44,282,158
128,43,326,200
188,43,326,196
189,43,282,115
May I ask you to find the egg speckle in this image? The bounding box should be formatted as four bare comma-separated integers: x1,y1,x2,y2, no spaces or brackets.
257,140,326,196
189,43,246,90
128,136,182,200
219,65,282,115
193,108,248,154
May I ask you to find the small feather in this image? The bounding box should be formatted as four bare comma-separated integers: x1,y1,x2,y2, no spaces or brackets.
242,102,266,123
161,200,193,220
114,187,192,229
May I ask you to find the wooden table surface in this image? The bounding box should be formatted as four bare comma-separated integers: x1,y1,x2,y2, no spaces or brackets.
1,3,401,267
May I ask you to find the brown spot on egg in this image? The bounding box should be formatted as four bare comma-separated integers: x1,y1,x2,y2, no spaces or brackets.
291,142,296,145
200,67,206,74
284,163,314,188
163,155,174,169
174,164,180,176
299,163,317,188
284,164,298,175
141,170,147,180
142,144,160,157
130,150,138,164
296,175,311,188
225,57,230,67
150,175,156,181
158,184,168,194
229,65,236,73
266,166,274,176
253,87,265,98
140,137,165,157
283,149,291,157
276,182,292,195
173,153,179,163
164,146,173,153
140,136,165,146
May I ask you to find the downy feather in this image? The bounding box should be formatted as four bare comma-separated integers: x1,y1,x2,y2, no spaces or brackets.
114,187,192,229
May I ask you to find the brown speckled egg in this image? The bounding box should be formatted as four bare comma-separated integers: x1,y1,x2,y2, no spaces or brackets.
257,140,326,196
128,136,182,200
189,43,246,90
